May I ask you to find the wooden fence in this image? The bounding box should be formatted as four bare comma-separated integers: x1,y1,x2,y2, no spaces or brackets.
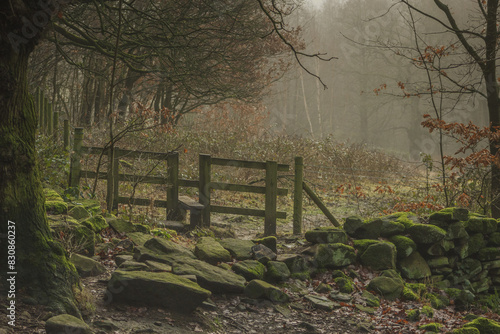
68,128,339,236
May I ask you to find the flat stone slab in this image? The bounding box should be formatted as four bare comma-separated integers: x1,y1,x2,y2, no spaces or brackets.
219,238,254,260
305,295,340,311
70,253,107,277
127,232,154,247
107,270,211,313
144,237,196,259
194,237,231,264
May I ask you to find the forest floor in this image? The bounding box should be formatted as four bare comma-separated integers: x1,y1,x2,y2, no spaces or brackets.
5,213,500,334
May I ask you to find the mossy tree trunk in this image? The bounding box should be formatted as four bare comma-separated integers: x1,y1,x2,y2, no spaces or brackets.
0,1,80,316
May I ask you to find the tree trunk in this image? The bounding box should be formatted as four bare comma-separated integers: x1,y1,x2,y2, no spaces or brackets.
0,14,79,315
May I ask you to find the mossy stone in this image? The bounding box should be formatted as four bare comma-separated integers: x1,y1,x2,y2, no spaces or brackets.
398,251,431,279
406,309,420,321
419,322,442,332
343,216,364,236
402,287,419,301
353,239,379,255
194,237,232,264
379,219,405,237
252,236,277,253
407,224,446,244
488,232,500,246
45,314,92,334
467,233,486,256
463,317,500,334
43,188,64,202
334,277,354,294
314,243,356,268
466,217,498,234
429,207,469,223
305,227,348,244
353,218,383,239
231,260,266,281
244,279,289,303
389,235,417,259
265,261,290,282
81,215,108,233
361,290,380,307
108,218,136,234
359,241,396,271
68,205,91,221
451,328,480,334
134,224,151,234
421,305,434,318
45,200,69,215
367,275,404,301
477,247,500,261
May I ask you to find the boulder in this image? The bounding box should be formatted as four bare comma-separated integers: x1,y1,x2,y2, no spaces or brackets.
171,257,246,293
429,207,469,223
466,217,498,234
108,218,136,234
252,236,277,253
244,279,289,303
45,201,68,215
366,270,404,301
359,241,396,271
251,244,277,264
219,238,254,260
118,260,150,271
379,219,405,237
144,237,196,259
389,235,416,259
398,252,431,280
70,253,106,277
127,232,154,247
265,261,291,282
304,295,339,311
305,227,348,244
45,314,92,334
194,237,231,264
114,254,133,267
81,215,108,233
231,260,266,281
314,243,356,268
107,270,211,313
462,317,500,333
352,218,383,239
343,216,364,236
278,254,312,279
68,206,91,221
145,260,173,272
407,224,446,244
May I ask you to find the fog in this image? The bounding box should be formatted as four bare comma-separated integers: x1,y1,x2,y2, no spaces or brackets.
263,0,489,162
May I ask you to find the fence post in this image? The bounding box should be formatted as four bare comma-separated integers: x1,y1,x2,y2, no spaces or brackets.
199,154,211,227
293,156,303,235
63,120,70,150
47,101,53,135
167,152,183,220
265,161,278,236
53,111,59,138
68,128,83,188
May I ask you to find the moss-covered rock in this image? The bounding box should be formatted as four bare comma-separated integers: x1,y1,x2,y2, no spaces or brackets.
389,235,417,259
419,322,442,332
429,207,469,223
334,277,354,294
134,224,151,234
50,220,95,256
451,328,480,334
108,218,137,234
194,237,232,264
80,215,108,233
379,219,405,237
45,200,69,215
353,239,380,255
359,241,396,271
343,216,364,236
265,261,291,282
488,232,500,246
107,270,211,313
43,188,64,201
69,253,106,277
144,237,196,259
352,218,383,239
463,317,500,334
45,314,92,334
244,279,289,303
366,270,404,301
252,236,277,253
68,205,91,221
231,260,266,281
361,290,380,307
477,247,500,261
467,234,486,256
314,243,356,268
406,309,420,321
398,251,431,279
305,227,348,244
401,286,419,301
421,305,434,318
407,224,446,244
219,238,255,260
466,217,498,234
278,254,312,279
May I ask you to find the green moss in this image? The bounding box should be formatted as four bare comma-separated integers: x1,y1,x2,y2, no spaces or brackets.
389,235,417,259
451,328,480,334
402,287,419,301
488,232,500,246
419,322,442,332
407,224,447,244
361,290,380,307
463,317,500,334
407,283,427,295
396,214,417,229
421,305,434,318
43,188,64,202
45,200,68,214
134,224,151,234
425,293,449,309
81,215,108,233
477,247,500,261
466,217,498,234
334,277,354,294
353,239,380,254
232,260,266,281
406,309,420,321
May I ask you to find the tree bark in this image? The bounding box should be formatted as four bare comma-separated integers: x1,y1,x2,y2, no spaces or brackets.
0,2,80,315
